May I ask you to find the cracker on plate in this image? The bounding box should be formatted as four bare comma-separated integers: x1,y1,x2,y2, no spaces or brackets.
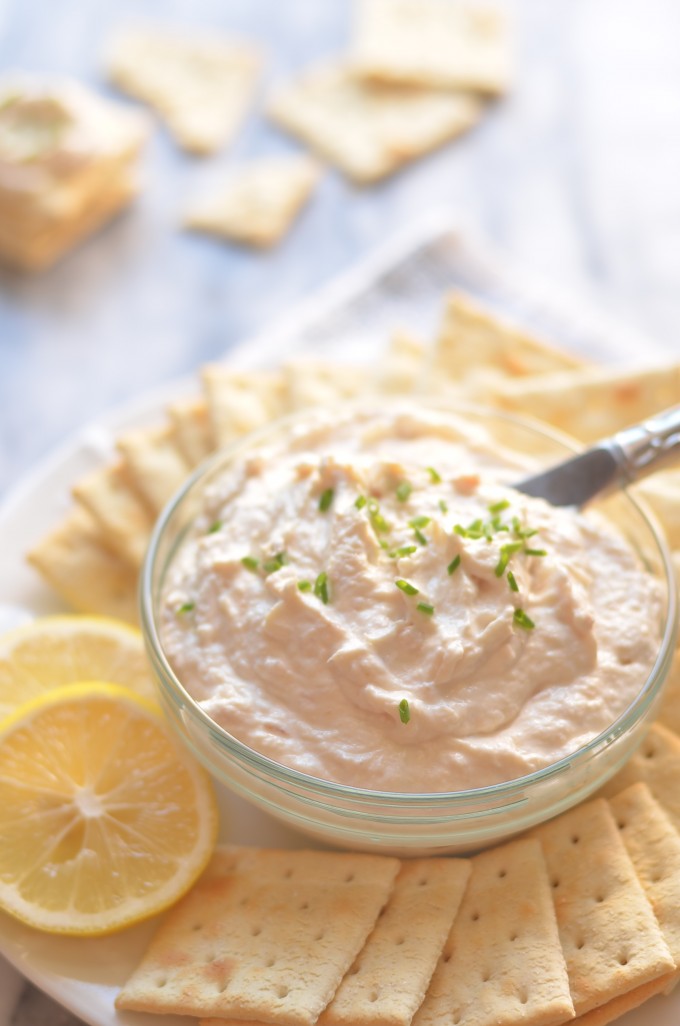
72,460,154,569
351,0,511,95
185,155,321,248
377,331,428,394
201,366,287,448
321,857,471,1026
412,837,573,1026
117,423,191,514
532,797,675,1018
167,395,216,468
600,722,680,830
268,63,483,184
283,358,372,411
26,507,138,622
116,846,400,1024
106,26,261,154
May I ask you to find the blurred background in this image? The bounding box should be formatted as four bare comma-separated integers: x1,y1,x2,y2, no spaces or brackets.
1,0,679,497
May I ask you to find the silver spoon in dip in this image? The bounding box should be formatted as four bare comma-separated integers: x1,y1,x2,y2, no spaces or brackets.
515,406,680,507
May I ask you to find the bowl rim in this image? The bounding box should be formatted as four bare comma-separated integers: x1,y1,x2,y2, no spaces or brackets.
140,400,679,806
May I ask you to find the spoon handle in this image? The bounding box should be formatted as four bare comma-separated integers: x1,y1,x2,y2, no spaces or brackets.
615,405,680,484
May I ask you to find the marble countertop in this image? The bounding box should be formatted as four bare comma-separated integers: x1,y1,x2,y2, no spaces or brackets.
1,0,680,1023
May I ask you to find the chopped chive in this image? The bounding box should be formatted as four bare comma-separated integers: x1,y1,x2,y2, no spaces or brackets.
414,528,428,546
488,499,510,514
298,580,312,592
392,545,417,558
241,556,259,572
507,570,519,592
409,515,431,529
177,601,195,614
314,571,329,604
417,602,435,616
513,608,535,630
494,542,523,577
398,698,411,725
395,578,419,596
453,524,467,537
491,516,509,532
468,518,483,533
379,539,390,550
426,467,442,484
396,480,412,503
368,498,391,534
319,488,334,512
355,494,367,510
439,499,449,514
447,554,461,575
525,548,547,557
263,551,288,574
207,520,223,534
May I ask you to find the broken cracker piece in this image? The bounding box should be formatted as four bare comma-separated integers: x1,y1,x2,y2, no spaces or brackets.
107,26,261,154
185,155,320,248
268,63,483,184
116,845,400,1024
352,0,511,95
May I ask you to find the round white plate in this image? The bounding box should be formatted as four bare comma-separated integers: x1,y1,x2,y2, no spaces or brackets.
1,218,677,1026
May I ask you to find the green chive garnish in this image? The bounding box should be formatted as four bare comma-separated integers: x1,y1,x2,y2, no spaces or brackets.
207,520,222,534
427,467,442,484
298,580,312,592
447,554,461,575
177,601,195,614
439,499,449,514
398,698,410,725
392,545,417,558
507,570,519,592
454,524,467,537
494,542,523,577
241,556,259,572
417,602,435,616
525,548,547,557
355,495,367,510
409,515,431,529
263,551,288,574
314,571,329,604
513,608,535,630
368,500,391,534
395,578,419,596
414,529,428,546
319,488,334,512
396,481,412,503
488,499,510,514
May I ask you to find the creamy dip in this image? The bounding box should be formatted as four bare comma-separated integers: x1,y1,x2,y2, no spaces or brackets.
160,407,662,792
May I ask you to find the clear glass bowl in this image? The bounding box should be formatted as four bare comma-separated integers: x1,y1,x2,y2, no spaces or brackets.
140,403,678,855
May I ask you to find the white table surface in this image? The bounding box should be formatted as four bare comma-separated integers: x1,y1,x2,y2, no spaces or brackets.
1,0,680,1022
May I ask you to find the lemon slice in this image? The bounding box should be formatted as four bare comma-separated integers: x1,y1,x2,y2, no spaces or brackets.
0,682,218,935
0,615,156,718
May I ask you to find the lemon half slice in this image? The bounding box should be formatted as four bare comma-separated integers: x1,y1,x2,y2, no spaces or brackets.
0,615,157,719
0,682,218,935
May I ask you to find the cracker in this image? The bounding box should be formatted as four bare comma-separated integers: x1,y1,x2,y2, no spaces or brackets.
27,507,138,622
167,396,216,467
185,156,320,248
570,974,675,1025
202,366,287,448
634,469,680,549
268,63,483,184
352,0,511,95
116,845,400,1024
283,358,372,411
432,292,585,384
532,797,674,1017
412,838,573,1026
609,783,680,973
117,423,191,513
377,331,427,394
658,648,680,737
321,857,471,1026
600,722,680,831
72,461,154,568
481,361,680,443
107,26,261,154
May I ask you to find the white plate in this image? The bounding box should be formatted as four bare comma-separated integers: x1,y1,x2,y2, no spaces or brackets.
0,214,677,1026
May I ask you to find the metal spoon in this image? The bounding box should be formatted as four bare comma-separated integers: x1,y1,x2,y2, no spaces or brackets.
515,406,680,507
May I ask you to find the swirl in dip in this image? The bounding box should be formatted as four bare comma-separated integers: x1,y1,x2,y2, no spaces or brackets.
160,407,662,793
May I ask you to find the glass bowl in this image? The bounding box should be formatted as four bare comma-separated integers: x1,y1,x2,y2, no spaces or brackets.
140,403,678,856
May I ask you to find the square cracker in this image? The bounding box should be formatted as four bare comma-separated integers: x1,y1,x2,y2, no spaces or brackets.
116,845,400,1024
569,974,675,1026
532,797,674,1018
411,838,573,1026
283,358,371,411
268,63,483,184
167,395,216,468
608,783,680,973
185,156,320,248
634,469,680,549
320,857,471,1026
72,460,154,568
352,0,511,95
600,722,680,832
27,507,138,622
201,366,287,448
377,331,427,394
107,26,261,154
117,423,191,514
657,649,680,737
